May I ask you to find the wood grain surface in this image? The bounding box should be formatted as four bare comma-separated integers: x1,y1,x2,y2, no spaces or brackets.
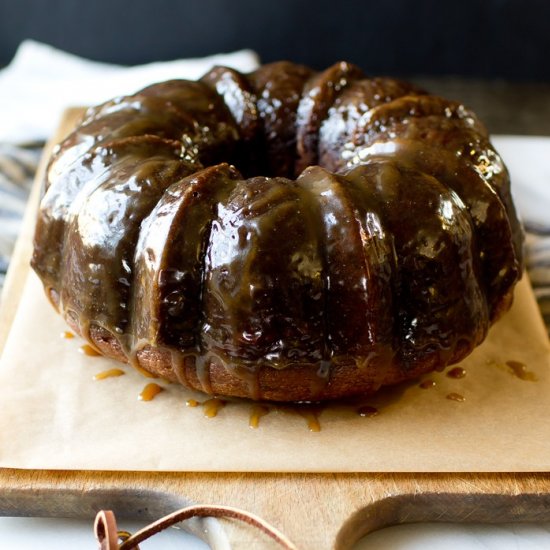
1,109,550,550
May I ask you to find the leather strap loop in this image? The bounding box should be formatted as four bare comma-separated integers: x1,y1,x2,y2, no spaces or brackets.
95,504,297,550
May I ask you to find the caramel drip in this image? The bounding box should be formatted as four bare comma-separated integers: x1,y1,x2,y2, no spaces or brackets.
134,365,158,378
232,365,261,401
170,350,190,388
249,404,271,429
124,344,158,378
78,316,91,342
505,360,537,381
308,361,331,399
195,357,213,395
186,397,227,417
356,405,379,417
300,411,321,432
419,379,436,389
447,366,466,379
446,392,465,402
139,382,164,401
93,368,125,380
61,331,75,339
79,344,101,357
293,405,324,432
202,398,226,418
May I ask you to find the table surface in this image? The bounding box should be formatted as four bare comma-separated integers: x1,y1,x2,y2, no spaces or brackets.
1,517,550,549
412,77,550,136
1,79,549,549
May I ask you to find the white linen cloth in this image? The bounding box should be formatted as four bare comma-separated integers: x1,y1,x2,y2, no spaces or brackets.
0,40,259,144
0,40,259,292
494,136,550,334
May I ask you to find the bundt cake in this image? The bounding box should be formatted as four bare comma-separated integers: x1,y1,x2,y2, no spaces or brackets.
31,61,523,402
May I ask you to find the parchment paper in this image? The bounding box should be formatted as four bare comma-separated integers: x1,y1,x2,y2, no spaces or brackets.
0,270,548,473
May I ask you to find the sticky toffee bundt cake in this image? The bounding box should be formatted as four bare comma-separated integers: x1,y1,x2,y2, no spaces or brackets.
31,61,523,401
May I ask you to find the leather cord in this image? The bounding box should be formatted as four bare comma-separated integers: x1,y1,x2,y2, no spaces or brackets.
94,504,298,550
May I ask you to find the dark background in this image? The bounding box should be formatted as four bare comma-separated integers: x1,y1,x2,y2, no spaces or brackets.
1,0,549,82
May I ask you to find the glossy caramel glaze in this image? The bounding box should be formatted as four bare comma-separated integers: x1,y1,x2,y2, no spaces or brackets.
31,61,524,402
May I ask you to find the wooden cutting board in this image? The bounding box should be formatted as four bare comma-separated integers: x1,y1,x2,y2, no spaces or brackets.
1,109,550,550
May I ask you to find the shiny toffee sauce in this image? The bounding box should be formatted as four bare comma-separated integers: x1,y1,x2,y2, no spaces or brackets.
69,329,538,429
93,368,125,381
79,344,101,357
34,61,524,402
447,366,466,379
189,398,330,430
239,359,534,427
446,392,466,402
186,397,226,418
187,398,381,430
139,383,164,401
106,356,539,427
505,360,537,381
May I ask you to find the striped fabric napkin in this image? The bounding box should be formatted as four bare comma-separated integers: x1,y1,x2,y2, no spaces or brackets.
0,143,41,290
